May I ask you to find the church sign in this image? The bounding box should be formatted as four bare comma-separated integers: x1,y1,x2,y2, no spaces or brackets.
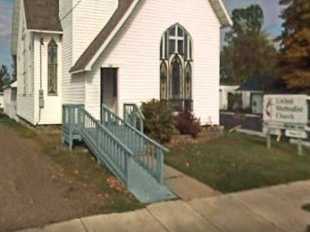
263,95,309,155
263,95,308,130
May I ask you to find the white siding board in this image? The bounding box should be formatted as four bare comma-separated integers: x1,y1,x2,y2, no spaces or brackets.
85,0,221,124
32,35,63,125
16,0,35,124
72,0,118,63
60,0,85,105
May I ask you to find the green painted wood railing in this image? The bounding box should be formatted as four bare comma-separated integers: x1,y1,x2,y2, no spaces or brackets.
102,104,167,184
63,104,133,184
63,104,168,185
63,104,84,150
124,103,145,132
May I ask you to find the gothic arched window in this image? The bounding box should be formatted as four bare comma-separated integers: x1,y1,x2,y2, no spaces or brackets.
48,39,58,95
185,63,192,99
171,55,182,98
160,61,168,99
160,24,192,109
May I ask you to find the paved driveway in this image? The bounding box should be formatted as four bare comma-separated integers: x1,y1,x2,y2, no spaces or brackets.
18,180,310,232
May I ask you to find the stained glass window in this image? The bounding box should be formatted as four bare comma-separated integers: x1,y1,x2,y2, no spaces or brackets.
185,63,192,99
171,55,182,98
48,39,58,95
160,24,193,105
160,61,168,99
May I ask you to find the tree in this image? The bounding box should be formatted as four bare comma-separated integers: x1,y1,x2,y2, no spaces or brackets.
277,0,310,92
221,4,277,85
0,65,9,92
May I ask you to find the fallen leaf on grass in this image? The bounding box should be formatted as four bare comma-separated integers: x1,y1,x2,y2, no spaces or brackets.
74,170,80,175
106,176,124,192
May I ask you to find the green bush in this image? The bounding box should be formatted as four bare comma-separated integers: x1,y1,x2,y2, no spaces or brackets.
141,99,175,143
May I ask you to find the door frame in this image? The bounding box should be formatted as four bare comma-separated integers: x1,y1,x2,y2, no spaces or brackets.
100,67,119,121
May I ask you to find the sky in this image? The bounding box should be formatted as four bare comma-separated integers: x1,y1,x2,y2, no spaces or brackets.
0,0,283,72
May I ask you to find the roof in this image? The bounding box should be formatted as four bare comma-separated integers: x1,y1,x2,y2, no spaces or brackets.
70,0,137,73
10,81,18,88
70,0,232,73
238,75,277,92
209,0,233,27
23,0,62,32
3,81,17,90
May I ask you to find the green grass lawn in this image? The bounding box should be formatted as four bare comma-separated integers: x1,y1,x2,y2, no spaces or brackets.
0,113,37,138
166,133,310,193
44,146,144,213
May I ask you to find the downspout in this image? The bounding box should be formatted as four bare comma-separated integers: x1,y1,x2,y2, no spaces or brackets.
38,37,44,125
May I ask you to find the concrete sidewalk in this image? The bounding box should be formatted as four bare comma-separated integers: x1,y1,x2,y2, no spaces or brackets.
18,180,310,232
164,165,221,201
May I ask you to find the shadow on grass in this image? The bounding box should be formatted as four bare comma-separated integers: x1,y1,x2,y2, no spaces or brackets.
0,113,36,138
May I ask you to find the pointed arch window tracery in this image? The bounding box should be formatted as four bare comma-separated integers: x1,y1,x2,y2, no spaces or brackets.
160,24,193,111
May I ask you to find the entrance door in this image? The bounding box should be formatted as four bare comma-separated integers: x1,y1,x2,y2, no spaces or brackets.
101,68,118,116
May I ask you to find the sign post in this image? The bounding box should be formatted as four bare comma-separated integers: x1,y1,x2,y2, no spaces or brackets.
263,95,309,155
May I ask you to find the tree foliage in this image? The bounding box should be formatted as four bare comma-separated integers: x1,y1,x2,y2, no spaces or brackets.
221,4,277,85
278,0,310,92
0,65,9,92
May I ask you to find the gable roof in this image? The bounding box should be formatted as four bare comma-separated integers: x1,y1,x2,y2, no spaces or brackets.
209,0,232,27
70,0,232,74
238,75,280,92
23,0,62,32
70,0,137,73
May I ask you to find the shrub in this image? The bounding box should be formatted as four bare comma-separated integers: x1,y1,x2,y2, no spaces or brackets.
175,110,201,138
141,99,175,143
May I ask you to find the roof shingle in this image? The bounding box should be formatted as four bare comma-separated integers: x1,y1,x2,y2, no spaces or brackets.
70,0,136,73
24,0,62,32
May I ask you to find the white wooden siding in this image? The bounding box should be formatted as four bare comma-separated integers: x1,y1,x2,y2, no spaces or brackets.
32,34,63,125
85,0,221,124
72,0,118,62
61,0,118,106
60,0,85,105
16,0,35,124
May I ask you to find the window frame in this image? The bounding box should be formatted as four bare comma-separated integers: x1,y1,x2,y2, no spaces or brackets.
160,61,168,100
47,38,58,96
160,24,193,102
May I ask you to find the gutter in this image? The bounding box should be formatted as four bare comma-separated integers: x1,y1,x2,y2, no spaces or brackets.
29,29,63,34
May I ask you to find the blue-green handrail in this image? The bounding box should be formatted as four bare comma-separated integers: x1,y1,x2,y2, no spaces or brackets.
63,104,133,185
102,104,167,183
63,104,84,150
124,103,145,132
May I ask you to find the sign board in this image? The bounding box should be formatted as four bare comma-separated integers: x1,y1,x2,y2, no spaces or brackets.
264,95,309,127
263,127,281,136
285,130,308,139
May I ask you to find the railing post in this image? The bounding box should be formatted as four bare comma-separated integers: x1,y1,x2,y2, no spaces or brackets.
96,121,100,148
124,152,129,187
69,106,73,151
157,149,164,184
62,105,66,144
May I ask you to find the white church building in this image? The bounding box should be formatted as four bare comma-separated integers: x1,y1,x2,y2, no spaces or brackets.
11,0,232,126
